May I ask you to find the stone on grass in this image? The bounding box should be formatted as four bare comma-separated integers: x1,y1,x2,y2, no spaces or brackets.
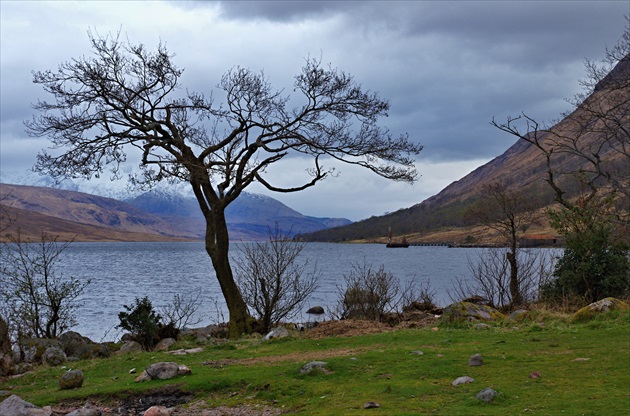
363,401,380,409
574,297,628,321
0,394,52,416
153,338,176,352
59,369,84,390
441,302,505,323
299,361,327,374
452,376,475,386
509,309,528,321
475,387,498,403
263,327,289,340
119,341,143,354
66,408,102,416
529,371,541,379
468,353,483,366
146,362,179,380
475,323,490,330
42,346,67,367
143,405,171,416
410,350,424,355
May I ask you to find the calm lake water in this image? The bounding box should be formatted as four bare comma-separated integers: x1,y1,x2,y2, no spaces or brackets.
54,242,556,341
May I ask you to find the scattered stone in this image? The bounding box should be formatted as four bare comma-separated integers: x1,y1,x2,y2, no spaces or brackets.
363,402,380,409
153,338,177,352
18,338,63,364
306,306,325,315
509,309,528,321
166,347,203,355
452,376,475,386
299,361,327,374
0,394,52,416
410,350,424,355
263,327,290,340
119,341,143,354
441,302,505,323
146,362,180,380
177,364,192,376
66,408,102,416
571,357,591,362
574,297,629,321
129,368,137,374
475,323,490,330
42,346,67,367
59,369,84,390
143,405,171,416
135,371,152,383
475,387,498,403
468,353,483,366
529,371,541,379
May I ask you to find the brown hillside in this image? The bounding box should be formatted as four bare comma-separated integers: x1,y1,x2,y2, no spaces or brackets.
0,183,199,242
304,56,629,244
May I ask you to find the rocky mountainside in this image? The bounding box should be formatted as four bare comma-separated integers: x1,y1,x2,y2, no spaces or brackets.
304,57,629,243
0,184,351,242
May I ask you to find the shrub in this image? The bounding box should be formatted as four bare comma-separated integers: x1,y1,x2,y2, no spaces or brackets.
117,297,161,350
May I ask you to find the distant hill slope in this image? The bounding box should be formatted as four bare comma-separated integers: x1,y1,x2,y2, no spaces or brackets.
304,58,629,243
0,184,351,242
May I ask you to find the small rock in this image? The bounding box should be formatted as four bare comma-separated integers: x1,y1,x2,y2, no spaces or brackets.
143,405,171,416
468,353,483,366
177,364,192,376
146,362,179,380
67,408,102,416
42,346,67,367
363,402,380,409
475,323,490,330
452,376,475,386
306,306,325,315
529,371,541,379
135,371,151,383
475,387,498,403
153,338,177,352
59,369,84,390
0,394,52,415
263,327,290,340
119,341,143,354
129,368,137,374
410,350,423,355
299,361,327,374
510,309,528,321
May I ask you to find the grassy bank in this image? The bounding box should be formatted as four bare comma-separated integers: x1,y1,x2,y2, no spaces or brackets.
2,311,629,415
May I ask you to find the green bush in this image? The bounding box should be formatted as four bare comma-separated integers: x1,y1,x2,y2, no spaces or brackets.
117,296,161,350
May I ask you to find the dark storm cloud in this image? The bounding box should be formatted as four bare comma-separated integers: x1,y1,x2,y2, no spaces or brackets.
1,0,628,219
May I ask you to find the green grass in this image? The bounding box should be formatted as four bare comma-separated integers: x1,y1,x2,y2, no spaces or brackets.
2,311,629,415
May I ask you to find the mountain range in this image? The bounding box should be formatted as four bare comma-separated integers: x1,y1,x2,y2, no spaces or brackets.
1,56,626,244
0,184,351,242
302,55,629,244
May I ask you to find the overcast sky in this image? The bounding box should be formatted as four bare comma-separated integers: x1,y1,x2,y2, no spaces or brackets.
0,1,627,221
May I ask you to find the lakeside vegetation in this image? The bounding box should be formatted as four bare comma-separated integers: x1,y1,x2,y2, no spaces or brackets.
3,309,629,415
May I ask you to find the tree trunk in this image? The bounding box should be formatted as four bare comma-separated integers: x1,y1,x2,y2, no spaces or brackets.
507,249,522,306
204,209,252,338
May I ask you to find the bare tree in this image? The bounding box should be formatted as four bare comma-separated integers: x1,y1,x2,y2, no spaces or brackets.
234,225,319,333
466,183,536,306
0,231,89,339
448,248,555,310
491,22,629,241
25,32,423,337
334,261,401,321
491,23,630,303
159,293,204,331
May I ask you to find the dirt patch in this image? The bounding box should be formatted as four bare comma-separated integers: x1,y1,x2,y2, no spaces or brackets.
51,386,285,416
303,319,394,339
172,400,285,416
